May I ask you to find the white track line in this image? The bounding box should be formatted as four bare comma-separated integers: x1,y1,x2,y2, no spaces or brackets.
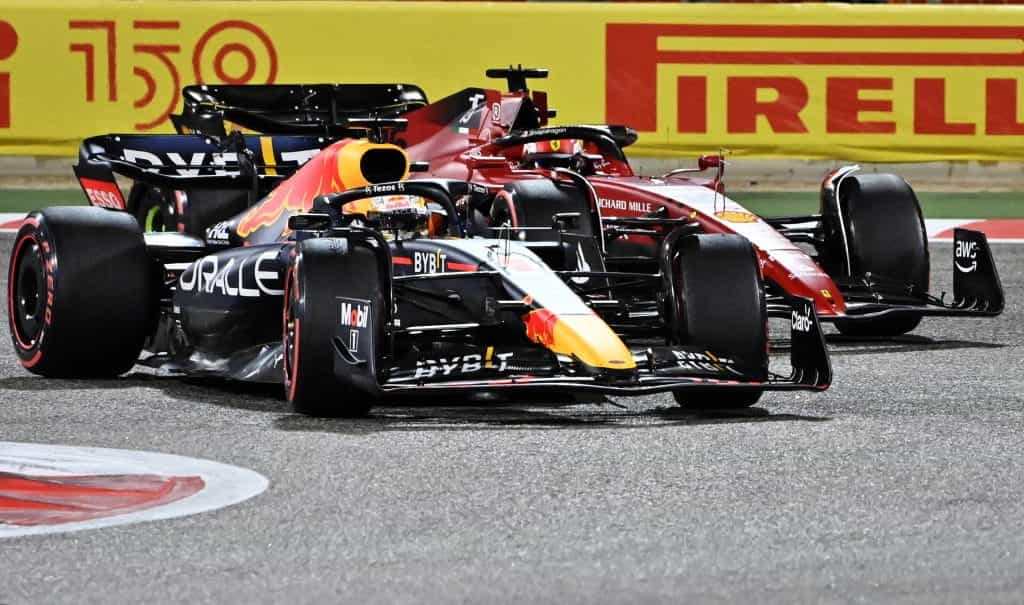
0,211,25,230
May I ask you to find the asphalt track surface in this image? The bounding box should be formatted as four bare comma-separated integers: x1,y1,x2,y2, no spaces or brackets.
1,232,1022,605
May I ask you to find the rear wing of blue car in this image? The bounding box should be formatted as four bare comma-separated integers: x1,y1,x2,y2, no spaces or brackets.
71,132,333,209
172,83,428,137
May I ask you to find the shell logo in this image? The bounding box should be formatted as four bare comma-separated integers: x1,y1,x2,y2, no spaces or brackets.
715,210,758,223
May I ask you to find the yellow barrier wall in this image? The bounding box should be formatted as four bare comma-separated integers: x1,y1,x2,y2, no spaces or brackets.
0,1,1022,160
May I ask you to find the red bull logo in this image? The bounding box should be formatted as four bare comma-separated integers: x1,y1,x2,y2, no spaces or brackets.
524,308,559,348
236,139,408,239
523,309,637,371
236,140,352,237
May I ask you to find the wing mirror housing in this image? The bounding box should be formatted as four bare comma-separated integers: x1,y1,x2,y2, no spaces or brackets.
697,154,724,171
552,212,581,231
288,213,333,232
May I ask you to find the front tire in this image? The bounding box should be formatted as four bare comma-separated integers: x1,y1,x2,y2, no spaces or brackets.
823,173,928,337
283,238,385,417
669,234,767,410
7,207,153,377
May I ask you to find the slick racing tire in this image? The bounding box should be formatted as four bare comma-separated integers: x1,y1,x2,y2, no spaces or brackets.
490,179,595,242
283,238,385,417
670,234,767,410
824,174,929,337
7,207,153,377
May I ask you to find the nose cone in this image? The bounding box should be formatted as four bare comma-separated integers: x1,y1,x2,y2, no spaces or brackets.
524,309,636,372
763,249,847,317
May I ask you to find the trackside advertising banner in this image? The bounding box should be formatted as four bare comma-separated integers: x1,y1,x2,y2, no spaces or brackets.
0,1,1022,160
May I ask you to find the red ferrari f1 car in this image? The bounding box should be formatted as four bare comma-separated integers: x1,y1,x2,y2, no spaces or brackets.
396,67,1005,337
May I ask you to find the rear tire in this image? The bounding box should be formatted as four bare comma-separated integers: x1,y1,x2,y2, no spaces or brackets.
283,238,385,417
7,207,153,377
823,174,928,337
489,179,595,242
669,234,767,409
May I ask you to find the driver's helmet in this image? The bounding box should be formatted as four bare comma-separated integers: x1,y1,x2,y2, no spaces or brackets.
518,138,584,169
341,195,445,239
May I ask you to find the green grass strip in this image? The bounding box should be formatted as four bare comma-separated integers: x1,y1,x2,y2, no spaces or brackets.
0,189,86,213
0,188,1020,218
731,191,1023,219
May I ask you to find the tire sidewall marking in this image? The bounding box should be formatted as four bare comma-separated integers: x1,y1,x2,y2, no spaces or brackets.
8,220,54,366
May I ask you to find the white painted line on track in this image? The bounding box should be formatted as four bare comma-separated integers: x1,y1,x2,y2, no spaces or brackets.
925,219,978,238
0,211,25,231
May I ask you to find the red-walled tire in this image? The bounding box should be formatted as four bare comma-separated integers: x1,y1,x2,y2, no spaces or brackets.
283,238,384,417
7,207,153,377
489,179,595,242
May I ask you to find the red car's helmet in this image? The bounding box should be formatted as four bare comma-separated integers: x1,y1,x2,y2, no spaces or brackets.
517,139,584,169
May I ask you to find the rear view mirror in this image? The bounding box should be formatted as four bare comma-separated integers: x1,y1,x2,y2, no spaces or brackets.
288,213,333,232
552,212,581,231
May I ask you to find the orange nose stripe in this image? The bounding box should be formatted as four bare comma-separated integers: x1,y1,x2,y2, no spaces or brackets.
524,310,636,371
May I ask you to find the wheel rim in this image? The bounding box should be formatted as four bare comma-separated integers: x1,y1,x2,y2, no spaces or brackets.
143,202,173,232
671,251,687,345
144,205,161,232
282,267,299,400
10,237,46,349
490,191,520,239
